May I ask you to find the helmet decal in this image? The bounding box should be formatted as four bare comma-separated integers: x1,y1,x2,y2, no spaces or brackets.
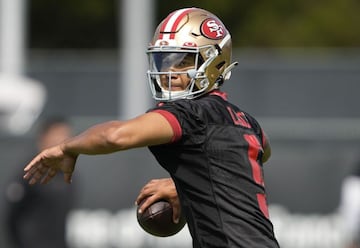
183,42,197,47
201,18,226,40
159,40,169,46
159,8,193,40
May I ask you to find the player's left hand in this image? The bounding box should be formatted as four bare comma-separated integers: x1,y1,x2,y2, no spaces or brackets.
23,145,77,185
136,178,181,223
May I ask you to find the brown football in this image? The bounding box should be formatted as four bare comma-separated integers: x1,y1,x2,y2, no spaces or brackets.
136,199,186,237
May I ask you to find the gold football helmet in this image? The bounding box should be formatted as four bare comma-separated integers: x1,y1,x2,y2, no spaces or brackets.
147,7,238,101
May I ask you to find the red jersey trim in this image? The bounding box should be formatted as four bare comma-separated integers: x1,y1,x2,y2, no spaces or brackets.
152,109,182,143
209,90,228,100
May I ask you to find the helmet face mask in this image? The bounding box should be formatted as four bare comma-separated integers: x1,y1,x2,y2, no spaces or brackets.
147,7,237,101
147,47,207,100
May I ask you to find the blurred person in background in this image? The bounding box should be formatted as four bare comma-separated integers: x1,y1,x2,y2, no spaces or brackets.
4,117,76,248
340,160,360,248
22,8,279,248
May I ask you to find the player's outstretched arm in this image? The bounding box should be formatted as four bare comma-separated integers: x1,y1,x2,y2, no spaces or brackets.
136,178,181,224
23,112,175,185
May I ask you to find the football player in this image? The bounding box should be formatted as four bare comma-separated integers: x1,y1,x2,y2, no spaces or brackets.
23,7,279,248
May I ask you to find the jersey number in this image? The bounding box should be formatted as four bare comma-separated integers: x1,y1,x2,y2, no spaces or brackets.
244,134,269,219
227,107,270,218
227,106,270,218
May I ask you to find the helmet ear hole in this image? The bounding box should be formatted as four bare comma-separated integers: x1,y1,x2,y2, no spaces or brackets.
216,61,226,70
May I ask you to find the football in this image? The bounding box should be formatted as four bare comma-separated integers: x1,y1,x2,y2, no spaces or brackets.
136,199,186,237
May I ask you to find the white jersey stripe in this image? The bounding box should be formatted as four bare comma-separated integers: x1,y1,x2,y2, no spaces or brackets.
161,8,192,40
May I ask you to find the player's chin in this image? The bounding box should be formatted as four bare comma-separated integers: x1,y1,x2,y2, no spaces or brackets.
162,86,184,91
170,87,184,91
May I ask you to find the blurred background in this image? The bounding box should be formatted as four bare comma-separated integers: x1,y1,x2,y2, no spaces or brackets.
1,0,360,247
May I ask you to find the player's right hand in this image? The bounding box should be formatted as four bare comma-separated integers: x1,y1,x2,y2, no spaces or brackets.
23,145,77,185
136,178,181,223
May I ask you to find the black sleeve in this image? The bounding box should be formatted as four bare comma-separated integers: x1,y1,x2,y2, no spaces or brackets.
150,100,207,145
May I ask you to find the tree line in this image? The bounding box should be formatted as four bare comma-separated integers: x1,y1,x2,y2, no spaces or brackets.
29,0,360,48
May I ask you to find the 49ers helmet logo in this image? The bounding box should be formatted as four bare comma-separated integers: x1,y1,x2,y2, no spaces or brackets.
201,18,226,40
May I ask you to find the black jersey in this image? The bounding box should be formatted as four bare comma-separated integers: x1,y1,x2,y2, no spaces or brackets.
148,91,279,248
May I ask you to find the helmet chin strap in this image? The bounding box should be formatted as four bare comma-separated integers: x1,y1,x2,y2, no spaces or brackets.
215,61,239,88
222,61,238,80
